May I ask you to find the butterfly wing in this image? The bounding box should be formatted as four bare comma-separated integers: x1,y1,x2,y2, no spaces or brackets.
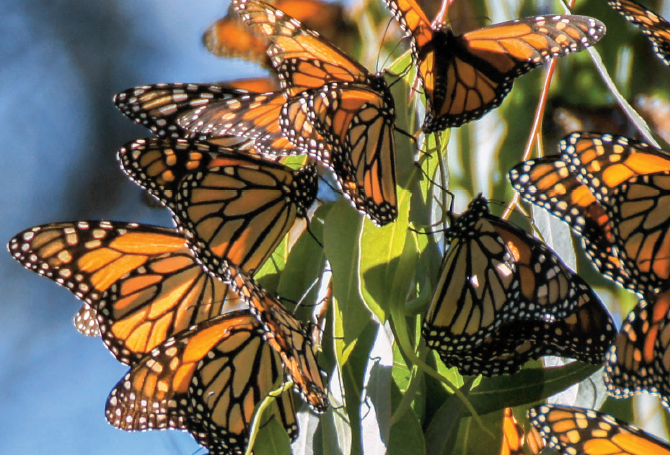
605,289,670,410
118,138,318,277
487,215,596,320
202,10,273,67
114,83,296,154
607,172,670,292
608,0,670,66
114,83,247,142
204,0,355,66
106,311,298,454
74,304,101,336
559,132,670,204
382,0,433,58
228,271,329,413
501,408,545,455
443,286,615,376
423,195,518,353
219,77,280,93
232,0,371,97
501,408,525,455
177,90,303,155
508,156,637,294
421,16,605,131
528,404,670,454
8,221,236,365
295,82,398,225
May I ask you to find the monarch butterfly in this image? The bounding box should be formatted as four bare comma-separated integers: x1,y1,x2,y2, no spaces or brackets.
501,408,545,455
605,288,670,410
528,404,670,454
203,0,356,67
114,83,297,152
442,283,615,376
216,0,398,225
226,268,328,412
114,82,394,226
560,132,670,293
508,155,637,294
560,132,670,203
383,0,606,131
423,194,601,357
8,221,328,412
608,0,670,66
117,138,318,278
7,221,237,364
107,310,298,455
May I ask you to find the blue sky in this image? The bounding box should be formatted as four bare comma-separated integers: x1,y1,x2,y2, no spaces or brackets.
0,1,266,453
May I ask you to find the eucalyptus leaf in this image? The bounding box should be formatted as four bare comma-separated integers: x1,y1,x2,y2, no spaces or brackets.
465,362,601,415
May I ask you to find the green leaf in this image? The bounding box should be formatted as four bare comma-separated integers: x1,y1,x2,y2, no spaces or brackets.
277,204,330,305
312,407,353,455
255,239,287,292
450,408,504,455
389,381,426,455
424,379,475,455
335,319,379,455
252,417,293,455
391,341,412,391
359,189,411,323
325,199,369,350
465,362,601,415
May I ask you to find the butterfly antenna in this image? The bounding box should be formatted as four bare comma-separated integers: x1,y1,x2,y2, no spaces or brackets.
414,162,452,194
376,18,397,74
394,126,418,145
388,64,412,86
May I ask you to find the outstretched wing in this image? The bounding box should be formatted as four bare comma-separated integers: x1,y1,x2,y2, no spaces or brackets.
608,0,670,66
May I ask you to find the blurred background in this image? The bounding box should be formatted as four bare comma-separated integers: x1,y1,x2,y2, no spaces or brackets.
2,0,670,453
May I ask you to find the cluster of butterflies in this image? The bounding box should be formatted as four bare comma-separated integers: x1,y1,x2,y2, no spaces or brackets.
9,0,670,452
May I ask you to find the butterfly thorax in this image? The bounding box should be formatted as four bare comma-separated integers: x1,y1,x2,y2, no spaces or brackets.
369,75,396,111
445,194,490,241
291,164,319,217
